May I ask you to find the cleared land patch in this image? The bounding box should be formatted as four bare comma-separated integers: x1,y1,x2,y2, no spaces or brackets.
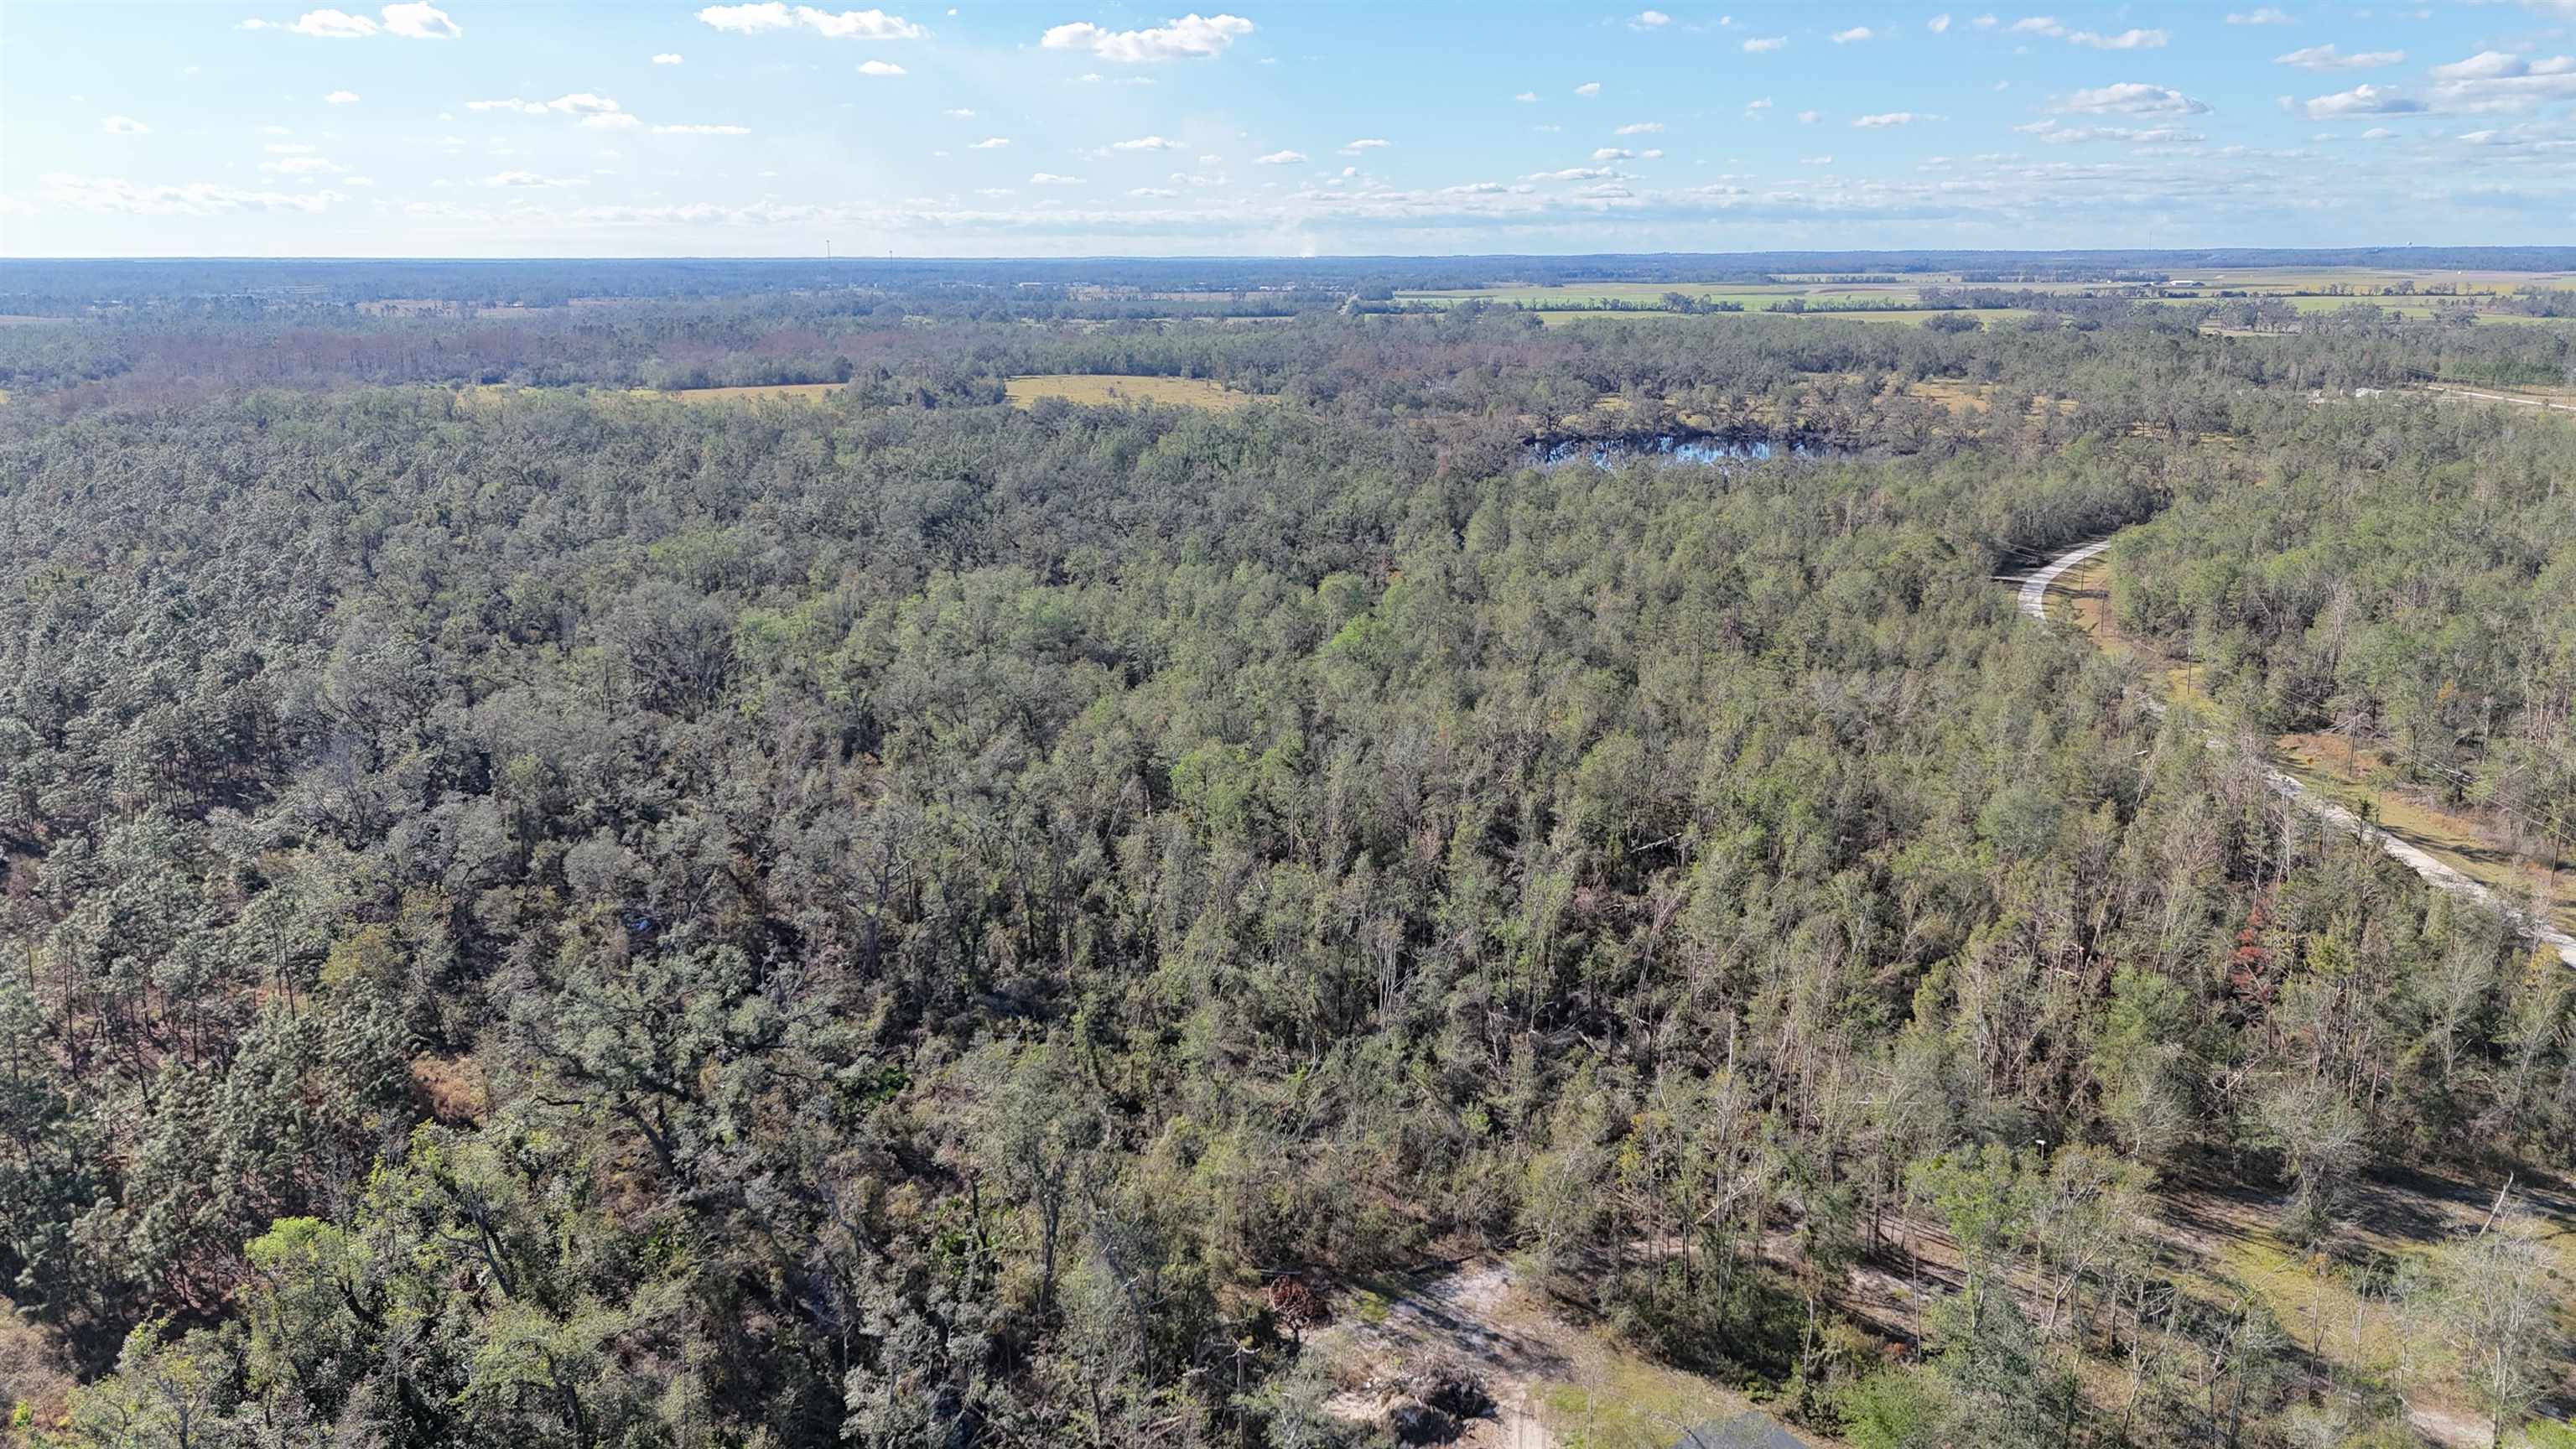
1005,373,1263,411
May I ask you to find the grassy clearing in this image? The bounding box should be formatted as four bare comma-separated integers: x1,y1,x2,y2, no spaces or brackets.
1005,373,1263,411
643,382,845,403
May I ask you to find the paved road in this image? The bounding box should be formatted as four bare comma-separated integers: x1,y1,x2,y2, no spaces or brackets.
2023,533,2576,969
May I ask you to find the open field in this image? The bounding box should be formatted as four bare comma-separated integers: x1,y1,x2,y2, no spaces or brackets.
644,382,845,403
1005,372,1264,410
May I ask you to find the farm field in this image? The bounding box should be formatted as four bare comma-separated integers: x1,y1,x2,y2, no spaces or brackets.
1005,372,1265,410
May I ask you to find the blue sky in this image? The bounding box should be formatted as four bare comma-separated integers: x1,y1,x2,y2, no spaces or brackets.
4,1,2574,256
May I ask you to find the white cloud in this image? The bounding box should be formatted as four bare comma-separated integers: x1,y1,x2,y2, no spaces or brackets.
1927,13,1951,32
1040,13,1252,63
262,153,343,174
2006,16,2163,48
1592,147,1637,160
288,8,377,37
469,93,626,117
1742,35,1785,52
1514,91,1537,102
1030,171,1086,184
1114,134,1186,150
380,3,460,39
1832,26,1873,43
2275,44,2404,70
101,116,152,134
34,171,342,216
484,170,589,188
1130,186,1178,197
2014,119,2201,143
1797,108,1821,122
2071,28,2165,49
2302,82,2423,117
2423,52,2576,112
2054,81,2210,116
266,142,316,153
858,60,906,75
2226,7,2290,21
1255,148,1306,164
2361,126,2395,139
945,107,976,117
1524,165,1617,180
1853,111,1925,127
975,186,1015,196
1632,9,1670,26
696,4,927,39
654,52,684,64
651,123,753,133
1575,81,1601,96
1800,153,1833,164
969,136,1010,148
325,90,361,103
1340,138,1390,153
1615,122,1664,134
1745,96,1772,115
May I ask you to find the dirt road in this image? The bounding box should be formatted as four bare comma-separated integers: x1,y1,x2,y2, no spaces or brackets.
2022,535,2576,969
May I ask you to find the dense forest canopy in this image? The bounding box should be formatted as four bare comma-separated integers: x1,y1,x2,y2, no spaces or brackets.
0,262,2572,1449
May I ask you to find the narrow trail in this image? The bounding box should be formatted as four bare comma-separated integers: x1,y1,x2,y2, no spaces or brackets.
2018,534,2576,970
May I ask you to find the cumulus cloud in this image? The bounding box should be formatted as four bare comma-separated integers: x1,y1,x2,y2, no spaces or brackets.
484,170,589,188
1339,138,1390,153
1853,112,1925,127
651,123,753,133
2054,81,2210,116
1615,122,1663,134
1029,171,1087,184
288,8,379,36
469,92,626,117
1255,149,1306,164
1524,165,1616,180
1130,186,1178,197
858,60,906,74
1832,26,1873,43
254,3,454,38
696,4,927,39
1745,97,1772,115
1114,134,1186,150
2225,7,2289,21
1927,13,1950,32
380,3,460,38
2302,83,2423,118
261,153,344,174
1514,91,1537,102
969,136,1010,148
1742,35,1785,52
2275,44,2403,70
1575,81,1601,96
101,116,152,134
325,90,361,102
2072,28,2165,49
1040,13,1251,62
1631,9,1670,26
654,52,683,63
2424,51,2576,112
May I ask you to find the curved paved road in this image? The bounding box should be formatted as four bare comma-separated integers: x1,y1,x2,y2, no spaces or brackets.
2023,534,2576,969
